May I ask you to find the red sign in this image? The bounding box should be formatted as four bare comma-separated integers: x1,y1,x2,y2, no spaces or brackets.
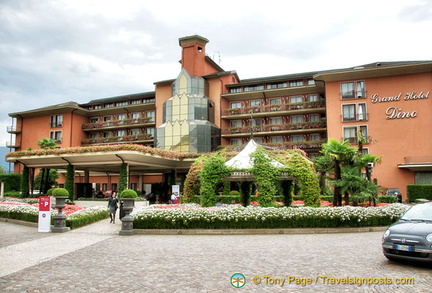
39,196,51,212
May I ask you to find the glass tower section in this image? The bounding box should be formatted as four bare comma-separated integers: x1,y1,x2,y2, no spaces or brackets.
156,69,220,153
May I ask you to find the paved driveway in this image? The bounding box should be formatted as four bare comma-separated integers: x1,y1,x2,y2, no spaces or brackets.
0,221,430,292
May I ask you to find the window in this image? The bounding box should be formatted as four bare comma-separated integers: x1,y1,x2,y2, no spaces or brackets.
341,81,365,99
89,133,100,139
266,82,287,89
307,79,315,85
132,113,141,119
111,183,117,191
308,94,318,102
250,118,261,127
50,131,62,142
291,135,304,142
230,102,241,108
230,138,242,145
250,100,261,107
270,117,282,125
230,120,242,127
342,105,356,121
116,101,128,107
244,85,264,92
117,130,126,137
310,134,320,141
104,116,112,122
290,96,302,104
143,98,155,104
254,137,263,144
290,80,304,87
290,116,303,123
102,183,107,192
131,99,141,105
103,131,112,138
146,128,155,137
342,103,367,121
146,111,155,122
90,117,99,123
269,98,281,105
117,114,127,120
309,114,319,122
270,136,283,143
94,105,102,110
50,115,63,128
343,125,368,143
230,87,242,93
130,129,141,136
105,103,114,108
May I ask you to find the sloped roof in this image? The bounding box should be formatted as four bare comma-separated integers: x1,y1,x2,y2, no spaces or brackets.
225,139,286,169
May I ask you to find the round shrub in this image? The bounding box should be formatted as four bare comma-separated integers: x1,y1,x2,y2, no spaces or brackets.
47,188,56,196
120,189,138,198
52,188,69,197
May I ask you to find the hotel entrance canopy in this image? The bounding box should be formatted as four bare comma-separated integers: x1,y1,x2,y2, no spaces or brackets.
6,145,196,175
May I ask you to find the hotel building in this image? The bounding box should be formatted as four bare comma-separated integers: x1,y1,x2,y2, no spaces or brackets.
6,35,432,201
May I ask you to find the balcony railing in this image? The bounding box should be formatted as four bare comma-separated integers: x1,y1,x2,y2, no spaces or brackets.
341,113,368,122
222,140,326,151
6,140,20,148
82,117,155,130
222,121,326,135
82,134,154,145
223,101,325,116
7,126,21,133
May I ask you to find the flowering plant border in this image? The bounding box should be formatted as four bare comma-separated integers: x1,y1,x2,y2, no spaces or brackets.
131,204,409,229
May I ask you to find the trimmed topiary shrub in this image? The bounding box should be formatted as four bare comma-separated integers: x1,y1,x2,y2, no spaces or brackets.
52,187,69,197
120,189,138,198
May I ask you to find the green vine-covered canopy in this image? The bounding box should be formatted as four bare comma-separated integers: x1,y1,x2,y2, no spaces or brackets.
183,139,321,207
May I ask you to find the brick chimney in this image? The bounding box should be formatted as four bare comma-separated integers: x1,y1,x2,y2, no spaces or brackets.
179,35,209,76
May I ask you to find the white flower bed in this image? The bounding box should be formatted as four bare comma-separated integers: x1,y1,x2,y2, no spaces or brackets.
131,204,410,229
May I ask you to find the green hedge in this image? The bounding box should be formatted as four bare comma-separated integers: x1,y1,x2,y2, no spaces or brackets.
407,184,432,202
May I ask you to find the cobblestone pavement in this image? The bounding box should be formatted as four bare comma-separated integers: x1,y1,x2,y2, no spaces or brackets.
0,220,430,293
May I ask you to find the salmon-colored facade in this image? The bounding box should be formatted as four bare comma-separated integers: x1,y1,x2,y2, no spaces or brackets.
6,35,432,201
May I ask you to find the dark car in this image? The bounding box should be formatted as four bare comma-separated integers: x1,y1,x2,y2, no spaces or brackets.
386,188,402,203
382,202,432,263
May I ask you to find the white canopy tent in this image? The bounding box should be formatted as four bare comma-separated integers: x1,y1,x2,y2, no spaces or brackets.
225,139,286,169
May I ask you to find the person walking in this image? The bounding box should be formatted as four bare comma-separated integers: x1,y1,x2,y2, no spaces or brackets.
108,192,118,223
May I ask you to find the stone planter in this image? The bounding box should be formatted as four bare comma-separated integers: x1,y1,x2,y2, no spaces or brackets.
119,198,135,235
52,196,69,233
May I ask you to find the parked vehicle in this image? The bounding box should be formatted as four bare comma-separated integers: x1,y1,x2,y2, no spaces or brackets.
382,202,432,263
386,188,402,203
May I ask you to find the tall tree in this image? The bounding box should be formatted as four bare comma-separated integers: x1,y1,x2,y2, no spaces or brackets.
320,139,358,206
37,138,57,194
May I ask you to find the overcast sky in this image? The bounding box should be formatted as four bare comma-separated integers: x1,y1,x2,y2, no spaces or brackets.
1,0,431,148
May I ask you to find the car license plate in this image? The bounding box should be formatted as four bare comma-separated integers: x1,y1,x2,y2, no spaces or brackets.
394,244,413,251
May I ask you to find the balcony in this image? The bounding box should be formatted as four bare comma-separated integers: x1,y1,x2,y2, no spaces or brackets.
82,117,155,131
82,134,154,145
222,101,326,118
7,126,21,133
6,140,20,148
222,121,326,136
222,140,326,151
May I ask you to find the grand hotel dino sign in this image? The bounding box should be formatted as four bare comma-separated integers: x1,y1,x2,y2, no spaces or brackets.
370,91,430,119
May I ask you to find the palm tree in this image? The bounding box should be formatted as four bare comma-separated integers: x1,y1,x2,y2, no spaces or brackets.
320,139,358,206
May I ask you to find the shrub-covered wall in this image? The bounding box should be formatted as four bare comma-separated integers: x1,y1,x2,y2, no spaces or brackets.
0,173,22,192
407,185,432,202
